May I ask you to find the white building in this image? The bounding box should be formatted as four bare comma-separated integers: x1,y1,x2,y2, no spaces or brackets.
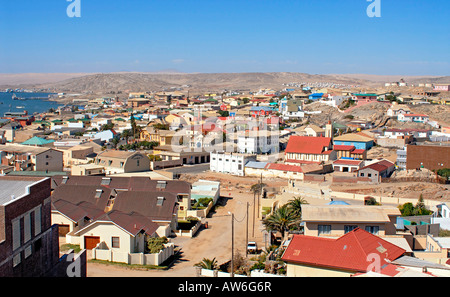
237,130,279,155
210,152,256,176
398,113,429,123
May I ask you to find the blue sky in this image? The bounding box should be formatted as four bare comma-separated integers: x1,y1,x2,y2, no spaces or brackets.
0,0,448,75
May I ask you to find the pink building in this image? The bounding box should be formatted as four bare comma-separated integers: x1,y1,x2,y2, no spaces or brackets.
434,84,450,92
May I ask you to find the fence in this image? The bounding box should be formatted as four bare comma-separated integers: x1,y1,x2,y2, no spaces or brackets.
382,176,449,184
173,220,202,237
199,268,285,278
92,243,174,266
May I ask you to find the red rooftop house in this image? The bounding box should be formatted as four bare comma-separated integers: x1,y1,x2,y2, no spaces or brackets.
281,228,406,277
352,93,378,103
284,136,337,165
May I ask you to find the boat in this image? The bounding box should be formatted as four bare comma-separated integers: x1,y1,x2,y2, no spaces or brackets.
16,106,25,109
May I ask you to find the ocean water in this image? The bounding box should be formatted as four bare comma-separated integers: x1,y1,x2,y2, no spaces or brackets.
0,92,62,117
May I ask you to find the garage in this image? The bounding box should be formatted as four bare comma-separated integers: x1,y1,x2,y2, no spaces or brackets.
58,224,70,237
84,236,100,249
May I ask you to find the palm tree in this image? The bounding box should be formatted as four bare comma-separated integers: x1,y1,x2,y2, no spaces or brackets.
194,258,218,270
251,182,267,194
288,196,308,216
263,205,301,240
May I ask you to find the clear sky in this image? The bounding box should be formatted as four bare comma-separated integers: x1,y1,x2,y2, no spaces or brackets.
0,0,448,75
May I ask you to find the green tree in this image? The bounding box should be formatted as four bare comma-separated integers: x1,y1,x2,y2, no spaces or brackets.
251,182,267,194
194,258,218,270
262,204,301,239
288,197,308,216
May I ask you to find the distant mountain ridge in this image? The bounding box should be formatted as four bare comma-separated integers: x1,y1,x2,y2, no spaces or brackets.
1,72,449,94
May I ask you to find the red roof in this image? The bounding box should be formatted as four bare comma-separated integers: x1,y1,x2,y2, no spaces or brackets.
282,228,405,273
285,136,332,155
351,149,366,154
333,159,363,166
404,114,428,117
265,163,303,173
334,145,355,151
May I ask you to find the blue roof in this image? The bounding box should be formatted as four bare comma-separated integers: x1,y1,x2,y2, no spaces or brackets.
245,161,268,169
21,136,55,146
250,106,273,111
326,200,350,205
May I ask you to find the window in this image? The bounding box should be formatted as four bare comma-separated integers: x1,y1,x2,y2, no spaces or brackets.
156,181,167,189
344,225,358,233
101,178,111,185
24,213,31,243
112,237,120,248
157,197,165,206
318,225,331,236
34,207,41,235
95,189,103,198
365,226,379,235
136,160,140,167
12,218,21,250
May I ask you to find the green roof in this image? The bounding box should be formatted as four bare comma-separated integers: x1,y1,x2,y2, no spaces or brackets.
22,136,55,146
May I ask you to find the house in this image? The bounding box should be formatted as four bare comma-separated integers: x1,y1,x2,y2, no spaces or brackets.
95,150,150,175
333,145,367,160
237,130,279,155
333,133,374,150
62,145,95,167
210,152,256,176
294,124,325,137
433,84,450,92
353,93,378,103
249,106,275,118
308,93,323,101
191,180,221,206
398,113,429,123
282,228,406,277
0,176,85,277
301,204,401,237
21,136,55,147
0,144,64,172
51,175,192,222
140,126,175,146
71,164,105,176
263,163,304,180
357,159,395,183
387,103,411,117
332,159,364,172
284,134,336,165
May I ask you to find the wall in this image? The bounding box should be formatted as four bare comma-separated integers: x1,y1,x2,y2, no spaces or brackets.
406,145,450,171
35,150,63,172
286,263,352,277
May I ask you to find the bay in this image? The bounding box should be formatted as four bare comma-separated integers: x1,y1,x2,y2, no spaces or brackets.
0,92,63,117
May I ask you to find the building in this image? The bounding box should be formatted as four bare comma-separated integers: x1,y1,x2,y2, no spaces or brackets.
396,147,407,170
333,133,374,151
433,84,450,92
332,159,364,172
0,176,83,277
333,145,367,160
282,228,406,277
210,152,256,176
0,144,64,172
249,106,275,118
71,164,105,176
237,130,279,155
387,103,411,117
284,134,336,165
301,204,401,237
398,113,429,123
357,159,395,183
406,144,450,171
95,150,150,175
353,93,378,103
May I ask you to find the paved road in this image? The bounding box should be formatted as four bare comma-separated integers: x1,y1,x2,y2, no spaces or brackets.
87,188,266,277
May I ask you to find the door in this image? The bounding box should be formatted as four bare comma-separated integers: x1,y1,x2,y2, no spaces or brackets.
58,225,70,237
84,236,100,249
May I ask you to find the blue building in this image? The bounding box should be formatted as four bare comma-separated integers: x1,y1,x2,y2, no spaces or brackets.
309,93,324,101
333,133,374,150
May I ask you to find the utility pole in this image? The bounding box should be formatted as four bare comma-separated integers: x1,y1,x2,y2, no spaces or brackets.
252,191,256,237
230,212,234,277
246,202,249,257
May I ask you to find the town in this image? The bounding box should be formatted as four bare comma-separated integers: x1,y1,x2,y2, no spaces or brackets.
0,78,449,278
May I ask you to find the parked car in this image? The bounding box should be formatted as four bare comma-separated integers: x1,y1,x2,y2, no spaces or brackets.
247,241,257,254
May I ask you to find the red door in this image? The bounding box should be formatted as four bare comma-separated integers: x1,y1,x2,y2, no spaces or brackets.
84,236,100,249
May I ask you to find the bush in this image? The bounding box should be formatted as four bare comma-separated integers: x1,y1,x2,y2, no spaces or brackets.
146,237,168,254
